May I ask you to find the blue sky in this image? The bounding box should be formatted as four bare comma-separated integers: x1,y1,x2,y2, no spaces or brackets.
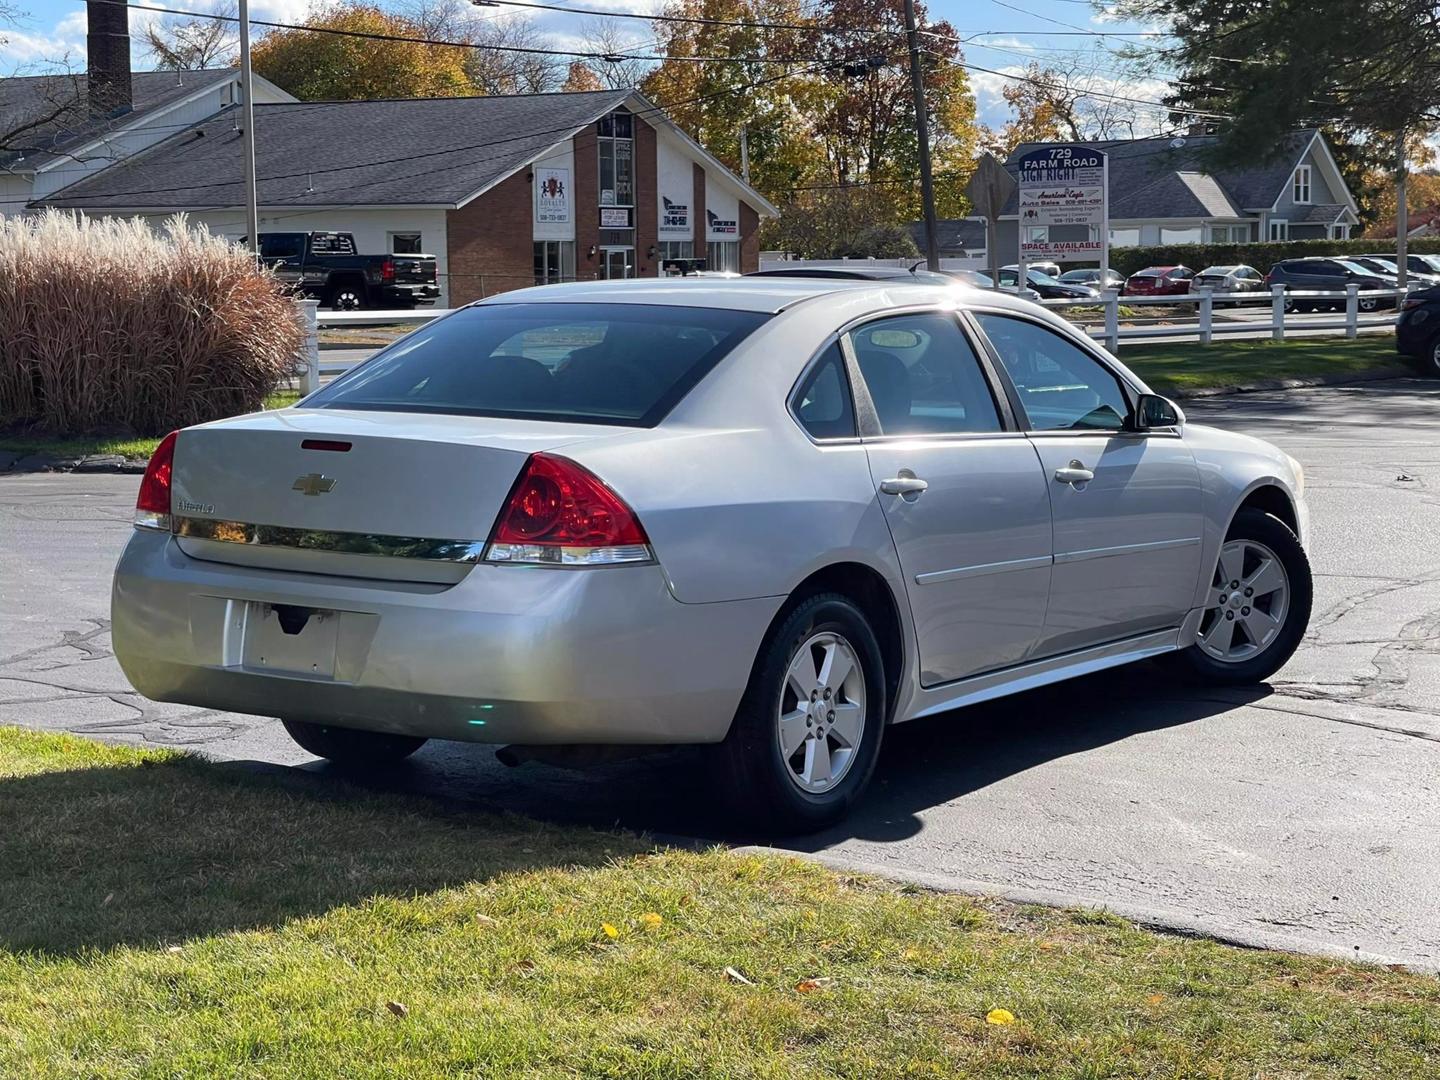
1,0,1169,132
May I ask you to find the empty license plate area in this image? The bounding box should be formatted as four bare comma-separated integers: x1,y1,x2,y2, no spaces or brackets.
241,602,340,678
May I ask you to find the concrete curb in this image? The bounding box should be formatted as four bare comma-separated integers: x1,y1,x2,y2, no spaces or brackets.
733,845,1433,975
0,450,147,475
1168,365,1415,399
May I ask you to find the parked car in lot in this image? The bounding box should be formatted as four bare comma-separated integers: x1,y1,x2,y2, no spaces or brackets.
1058,267,1126,291
1349,255,1440,288
998,266,1100,299
1358,252,1440,281
112,279,1313,831
1395,285,1440,375
1191,265,1267,303
939,268,1042,302
1121,266,1195,297
1264,257,1397,313
257,231,440,310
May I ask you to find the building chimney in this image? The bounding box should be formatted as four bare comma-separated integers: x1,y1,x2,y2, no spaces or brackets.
86,0,133,117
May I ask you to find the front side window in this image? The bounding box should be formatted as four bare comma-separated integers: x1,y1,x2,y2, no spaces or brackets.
1293,165,1312,203
791,343,855,439
973,313,1130,433
848,313,1002,437
307,303,769,426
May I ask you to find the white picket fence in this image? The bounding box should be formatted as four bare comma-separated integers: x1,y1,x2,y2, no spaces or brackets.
293,281,1410,393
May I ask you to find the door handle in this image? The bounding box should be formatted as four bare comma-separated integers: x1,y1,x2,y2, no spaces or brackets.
1053,461,1095,486
879,475,929,498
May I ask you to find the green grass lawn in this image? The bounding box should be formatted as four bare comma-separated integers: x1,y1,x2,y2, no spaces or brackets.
0,390,301,462
1120,336,1408,395
1,727,1436,1078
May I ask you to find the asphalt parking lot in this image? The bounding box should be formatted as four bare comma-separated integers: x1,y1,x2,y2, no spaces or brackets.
3,378,1439,968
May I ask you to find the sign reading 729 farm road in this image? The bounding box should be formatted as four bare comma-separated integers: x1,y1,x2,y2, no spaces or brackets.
1016,145,1108,263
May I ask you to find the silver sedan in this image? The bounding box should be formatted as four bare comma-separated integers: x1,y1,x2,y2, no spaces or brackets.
113,279,1312,831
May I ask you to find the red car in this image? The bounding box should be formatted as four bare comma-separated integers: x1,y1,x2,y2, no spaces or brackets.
1122,265,1195,297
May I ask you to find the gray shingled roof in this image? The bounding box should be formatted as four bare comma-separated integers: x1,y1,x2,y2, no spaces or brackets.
1000,130,1322,219
906,217,986,255
1290,203,1348,224
1,69,235,171
37,90,632,210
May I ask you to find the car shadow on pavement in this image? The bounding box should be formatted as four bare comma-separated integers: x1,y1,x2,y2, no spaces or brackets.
296,663,1274,849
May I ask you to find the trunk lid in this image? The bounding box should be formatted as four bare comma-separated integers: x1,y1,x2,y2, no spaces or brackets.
170,408,629,581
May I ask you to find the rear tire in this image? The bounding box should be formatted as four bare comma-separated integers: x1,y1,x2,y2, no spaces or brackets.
326,281,368,311
1162,508,1312,686
1421,334,1440,377
282,719,427,767
712,593,886,834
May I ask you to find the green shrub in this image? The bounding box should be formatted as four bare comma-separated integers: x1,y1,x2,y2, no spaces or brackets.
1106,237,1440,276
0,211,303,436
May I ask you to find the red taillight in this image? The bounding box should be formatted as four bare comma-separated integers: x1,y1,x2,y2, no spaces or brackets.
485,453,650,566
134,430,178,530
380,257,396,283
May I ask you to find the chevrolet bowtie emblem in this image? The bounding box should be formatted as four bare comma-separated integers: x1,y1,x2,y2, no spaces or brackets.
292,473,337,496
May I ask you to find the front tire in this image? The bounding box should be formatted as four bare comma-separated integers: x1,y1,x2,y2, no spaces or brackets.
1164,508,1312,685
713,593,886,834
1421,334,1440,377
282,719,427,767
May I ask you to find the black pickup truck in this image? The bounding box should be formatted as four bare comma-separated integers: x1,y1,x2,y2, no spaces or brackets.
257,232,440,310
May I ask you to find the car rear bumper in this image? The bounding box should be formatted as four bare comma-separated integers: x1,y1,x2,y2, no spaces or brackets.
112,529,779,745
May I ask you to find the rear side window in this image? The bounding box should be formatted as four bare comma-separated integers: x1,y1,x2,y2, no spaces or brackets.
792,343,856,439
308,303,770,426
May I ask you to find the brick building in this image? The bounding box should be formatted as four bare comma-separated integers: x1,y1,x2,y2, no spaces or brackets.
37,89,779,307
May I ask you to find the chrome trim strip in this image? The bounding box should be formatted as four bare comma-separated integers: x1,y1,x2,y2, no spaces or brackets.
914,554,1052,586
173,517,487,563
1053,536,1202,565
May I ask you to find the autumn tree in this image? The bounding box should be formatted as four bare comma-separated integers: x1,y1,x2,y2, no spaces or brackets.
397,0,562,94
562,61,607,93
641,0,828,201
251,4,472,101
142,5,238,70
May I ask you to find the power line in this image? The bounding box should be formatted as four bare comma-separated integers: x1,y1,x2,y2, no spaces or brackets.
476,0,830,34
77,0,830,65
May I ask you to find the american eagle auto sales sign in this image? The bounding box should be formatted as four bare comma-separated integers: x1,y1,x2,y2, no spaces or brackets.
1016,145,1108,263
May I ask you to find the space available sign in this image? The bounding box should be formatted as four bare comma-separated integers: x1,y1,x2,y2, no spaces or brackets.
1016,145,1107,263
535,167,570,224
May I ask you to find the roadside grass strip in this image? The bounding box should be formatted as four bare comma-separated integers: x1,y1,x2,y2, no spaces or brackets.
1,726,1437,1078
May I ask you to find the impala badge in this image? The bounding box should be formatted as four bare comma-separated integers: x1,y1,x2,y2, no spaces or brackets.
292,473,337,496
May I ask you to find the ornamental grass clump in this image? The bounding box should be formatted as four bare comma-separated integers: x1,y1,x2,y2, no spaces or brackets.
0,211,303,435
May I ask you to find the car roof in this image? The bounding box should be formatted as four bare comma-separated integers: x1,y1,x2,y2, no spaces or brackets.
745,266,923,280
469,275,1040,317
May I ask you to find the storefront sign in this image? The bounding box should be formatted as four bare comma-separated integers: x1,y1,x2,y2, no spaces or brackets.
535,167,570,224
600,207,631,228
1016,145,1108,264
661,196,689,236
706,209,737,236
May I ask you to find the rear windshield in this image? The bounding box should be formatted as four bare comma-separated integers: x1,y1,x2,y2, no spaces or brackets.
306,302,770,426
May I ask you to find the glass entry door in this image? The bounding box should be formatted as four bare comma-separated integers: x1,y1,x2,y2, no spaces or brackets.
600,247,634,280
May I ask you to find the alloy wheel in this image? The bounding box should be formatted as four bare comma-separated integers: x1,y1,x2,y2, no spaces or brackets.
334,289,363,310
1197,538,1291,663
777,631,866,793
1359,296,1379,312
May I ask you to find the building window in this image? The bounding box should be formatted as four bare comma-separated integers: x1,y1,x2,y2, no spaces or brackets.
1268,218,1289,241
1022,225,1048,243
1292,165,1312,204
659,241,694,261
1108,227,1141,248
1160,226,1203,244
597,110,634,208
389,232,422,254
708,240,739,273
533,240,576,285
1207,224,1247,243
1330,223,1349,240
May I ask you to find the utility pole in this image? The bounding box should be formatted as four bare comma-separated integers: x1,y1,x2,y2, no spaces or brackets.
902,0,939,270
1396,130,1409,289
238,0,260,250
740,126,750,185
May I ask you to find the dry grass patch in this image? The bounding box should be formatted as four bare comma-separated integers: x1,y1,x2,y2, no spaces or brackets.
1,726,1436,1079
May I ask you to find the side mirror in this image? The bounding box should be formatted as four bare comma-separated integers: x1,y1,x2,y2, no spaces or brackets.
1132,392,1182,431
